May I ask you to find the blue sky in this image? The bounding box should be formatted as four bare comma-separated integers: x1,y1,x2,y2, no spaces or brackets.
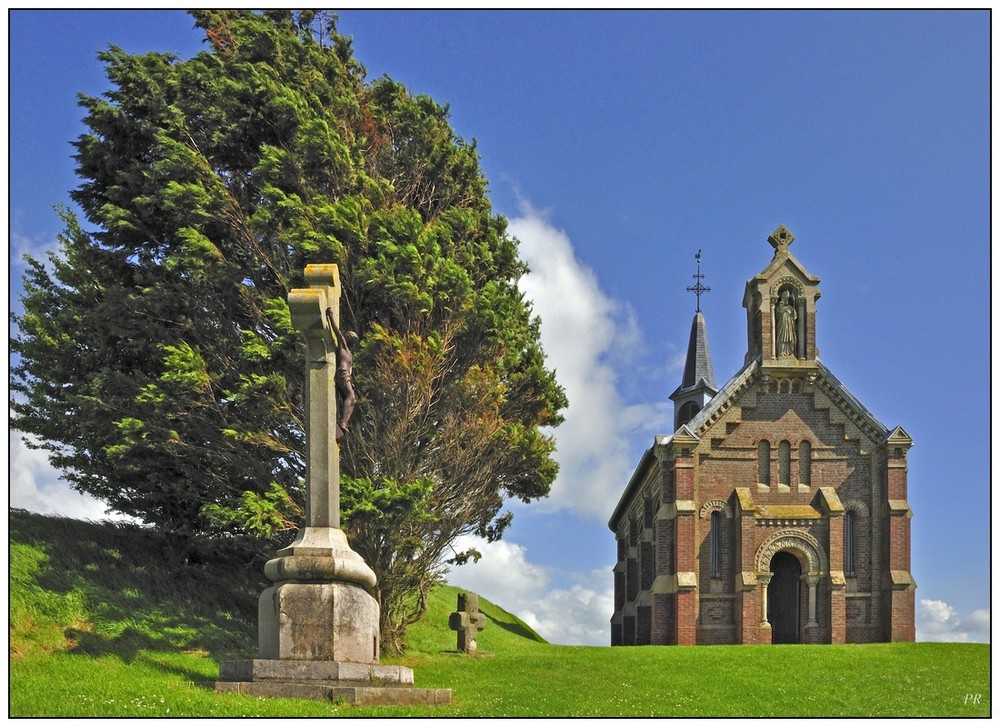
7,9,991,645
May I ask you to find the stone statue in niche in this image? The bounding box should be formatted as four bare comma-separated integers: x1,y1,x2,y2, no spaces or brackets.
775,289,797,357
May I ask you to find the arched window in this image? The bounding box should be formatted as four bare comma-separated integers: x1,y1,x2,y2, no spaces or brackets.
758,441,771,484
678,401,700,426
844,510,856,577
799,441,812,486
710,511,721,578
778,440,791,485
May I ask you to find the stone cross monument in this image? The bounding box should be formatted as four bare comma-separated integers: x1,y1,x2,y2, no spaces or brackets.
449,592,487,654
216,265,450,706
257,264,378,662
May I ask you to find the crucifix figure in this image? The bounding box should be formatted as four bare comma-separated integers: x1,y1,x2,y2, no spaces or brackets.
325,307,358,440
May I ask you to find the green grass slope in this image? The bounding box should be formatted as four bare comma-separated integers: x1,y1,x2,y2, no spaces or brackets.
9,509,990,718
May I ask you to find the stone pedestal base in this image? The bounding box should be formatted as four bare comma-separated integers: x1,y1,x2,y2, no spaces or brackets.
258,526,381,663
215,659,452,706
259,581,380,663
218,526,450,706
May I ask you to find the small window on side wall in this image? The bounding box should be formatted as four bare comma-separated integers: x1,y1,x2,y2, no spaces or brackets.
757,441,771,485
710,510,721,579
845,510,856,577
778,440,791,485
799,441,812,486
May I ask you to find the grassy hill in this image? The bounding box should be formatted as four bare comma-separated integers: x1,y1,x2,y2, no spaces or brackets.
9,509,990,717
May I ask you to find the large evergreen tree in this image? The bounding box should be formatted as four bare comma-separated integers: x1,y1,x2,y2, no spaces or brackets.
11,10,566,653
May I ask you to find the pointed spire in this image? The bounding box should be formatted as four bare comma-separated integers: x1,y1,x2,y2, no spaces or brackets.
671,251,718,429
679,311,717,391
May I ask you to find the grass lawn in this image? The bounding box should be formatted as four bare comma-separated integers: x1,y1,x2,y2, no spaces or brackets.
9,509,990,718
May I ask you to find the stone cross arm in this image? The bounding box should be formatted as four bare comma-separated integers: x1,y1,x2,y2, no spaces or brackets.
288,264,341,352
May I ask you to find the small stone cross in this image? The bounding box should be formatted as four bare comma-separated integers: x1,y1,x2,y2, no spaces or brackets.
448,593,486,654
768,224,795,253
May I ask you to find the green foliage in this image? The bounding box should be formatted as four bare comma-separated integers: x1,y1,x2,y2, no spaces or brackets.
8,511,991,718
202,481,302,539
341,475,439,651
10,10,566,650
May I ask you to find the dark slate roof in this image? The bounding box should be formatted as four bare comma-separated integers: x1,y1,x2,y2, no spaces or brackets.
672,311,716,397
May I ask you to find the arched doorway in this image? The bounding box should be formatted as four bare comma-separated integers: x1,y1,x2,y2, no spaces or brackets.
768,551,801,644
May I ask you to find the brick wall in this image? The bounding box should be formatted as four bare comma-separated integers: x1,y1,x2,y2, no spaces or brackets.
637,606,652,644
626,555,638,601
690,378,886,645
650,593,671,644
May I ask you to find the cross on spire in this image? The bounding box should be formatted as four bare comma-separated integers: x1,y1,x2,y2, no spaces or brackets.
686,249,710,313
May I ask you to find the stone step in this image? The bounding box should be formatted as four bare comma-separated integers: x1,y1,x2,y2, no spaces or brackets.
214,659,451,706
214,680,453,706
219,659,413,684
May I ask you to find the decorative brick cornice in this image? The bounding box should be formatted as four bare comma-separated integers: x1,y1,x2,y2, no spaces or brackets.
686,359,760,437
754,504,822,528
812,362,889,442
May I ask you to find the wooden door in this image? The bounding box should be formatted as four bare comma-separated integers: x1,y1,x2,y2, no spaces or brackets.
768,551,801,644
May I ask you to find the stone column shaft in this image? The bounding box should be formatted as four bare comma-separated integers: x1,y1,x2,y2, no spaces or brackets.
759,573,773,625
806,575,819,626
289,265,342,529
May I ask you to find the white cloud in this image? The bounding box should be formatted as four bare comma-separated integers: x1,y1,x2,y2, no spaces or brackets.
510,204,669,521
519,578,614,647
445,535,550,604
446,534,612,646
916,599,990,643
9,430,127,523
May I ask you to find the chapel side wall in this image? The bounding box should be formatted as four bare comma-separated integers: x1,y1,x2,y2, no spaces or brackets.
611,531,625,646
652,456,676,645
612,462,662,647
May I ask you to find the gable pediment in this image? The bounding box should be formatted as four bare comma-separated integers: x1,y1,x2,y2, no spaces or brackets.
885,425,913,444
754,250,820,289
683,359,889,449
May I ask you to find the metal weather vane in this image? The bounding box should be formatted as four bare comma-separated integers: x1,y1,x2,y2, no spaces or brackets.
686,249,710,313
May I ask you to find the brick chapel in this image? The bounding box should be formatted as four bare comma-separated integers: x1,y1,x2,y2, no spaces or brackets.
609,226,915,646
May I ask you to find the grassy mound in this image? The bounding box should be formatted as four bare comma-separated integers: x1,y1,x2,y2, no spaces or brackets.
9,509,990,717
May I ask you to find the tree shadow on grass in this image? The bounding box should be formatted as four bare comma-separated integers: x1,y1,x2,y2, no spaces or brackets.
11,509,266,677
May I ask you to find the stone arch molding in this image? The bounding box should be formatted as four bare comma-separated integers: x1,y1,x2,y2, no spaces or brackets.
755,528,828,575
699,499,733,519
770,276,804,299
842,499,870,518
